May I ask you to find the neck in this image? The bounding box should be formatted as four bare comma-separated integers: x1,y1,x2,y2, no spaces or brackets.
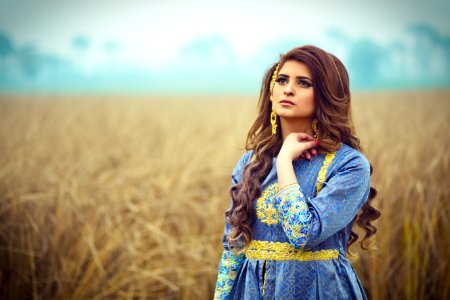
280,117,314,142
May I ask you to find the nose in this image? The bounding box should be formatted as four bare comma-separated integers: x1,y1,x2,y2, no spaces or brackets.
284,81,295,96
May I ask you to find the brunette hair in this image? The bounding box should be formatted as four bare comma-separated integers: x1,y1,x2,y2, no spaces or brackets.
225,45,380,257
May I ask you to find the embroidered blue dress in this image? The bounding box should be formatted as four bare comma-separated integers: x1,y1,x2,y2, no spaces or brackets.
213,143,371,299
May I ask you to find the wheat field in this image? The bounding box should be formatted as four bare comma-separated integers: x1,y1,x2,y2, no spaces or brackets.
0,91,449,300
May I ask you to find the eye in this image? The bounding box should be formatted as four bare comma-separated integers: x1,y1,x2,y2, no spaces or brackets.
298,79,312,88
275,77,287,85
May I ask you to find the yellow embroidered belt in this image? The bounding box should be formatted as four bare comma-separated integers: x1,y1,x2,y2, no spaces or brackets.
245,240,339,261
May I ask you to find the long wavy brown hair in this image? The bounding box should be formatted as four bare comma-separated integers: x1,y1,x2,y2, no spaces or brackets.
225,45,380,258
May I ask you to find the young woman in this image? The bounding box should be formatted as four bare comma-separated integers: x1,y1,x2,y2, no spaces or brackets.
213,45,380,299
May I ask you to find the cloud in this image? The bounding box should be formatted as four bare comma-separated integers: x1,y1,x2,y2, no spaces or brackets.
1,22,449,93
72,35,90,51
347,38,385,88
104,40,120,52
0,33,15,57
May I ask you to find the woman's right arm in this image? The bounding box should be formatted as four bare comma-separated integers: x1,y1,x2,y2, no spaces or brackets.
274,152,371,251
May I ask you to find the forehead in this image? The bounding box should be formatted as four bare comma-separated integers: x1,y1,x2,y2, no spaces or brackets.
279,60,312,77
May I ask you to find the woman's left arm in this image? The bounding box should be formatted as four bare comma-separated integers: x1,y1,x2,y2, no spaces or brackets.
274,154,371,250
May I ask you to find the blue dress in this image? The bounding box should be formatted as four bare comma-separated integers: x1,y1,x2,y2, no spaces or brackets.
213,143,371,299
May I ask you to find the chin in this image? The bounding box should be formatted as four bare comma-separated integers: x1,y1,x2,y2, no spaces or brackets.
279,112,309,118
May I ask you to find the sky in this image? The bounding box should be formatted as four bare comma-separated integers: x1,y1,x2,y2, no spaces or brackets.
0,0,449,94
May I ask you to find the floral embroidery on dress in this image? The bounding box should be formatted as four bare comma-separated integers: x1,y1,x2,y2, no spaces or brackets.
255,182,280,225
274,184,312,249
214,249,245,299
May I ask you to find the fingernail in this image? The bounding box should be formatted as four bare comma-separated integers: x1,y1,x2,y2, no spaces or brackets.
314,140,319,147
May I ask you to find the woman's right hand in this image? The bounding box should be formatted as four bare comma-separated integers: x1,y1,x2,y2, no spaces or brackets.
278,132,318,162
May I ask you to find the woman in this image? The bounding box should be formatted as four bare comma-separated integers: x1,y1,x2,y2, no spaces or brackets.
213,45,380,299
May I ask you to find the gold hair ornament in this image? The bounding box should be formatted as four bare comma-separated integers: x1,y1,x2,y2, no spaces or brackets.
270,63,280,135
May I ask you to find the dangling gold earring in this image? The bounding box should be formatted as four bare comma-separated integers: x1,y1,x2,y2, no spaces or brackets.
271,105,277,135
311,118,319,139
269,63,280,136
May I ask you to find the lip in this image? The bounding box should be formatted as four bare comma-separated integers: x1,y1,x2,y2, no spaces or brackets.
279,100,295,105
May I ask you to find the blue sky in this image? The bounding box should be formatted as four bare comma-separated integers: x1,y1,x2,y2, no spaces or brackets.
0,0,449,94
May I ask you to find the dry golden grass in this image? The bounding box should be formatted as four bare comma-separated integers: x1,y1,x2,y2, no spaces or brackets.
0,90,449,300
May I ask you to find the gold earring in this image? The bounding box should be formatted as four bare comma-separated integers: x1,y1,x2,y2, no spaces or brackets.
311,119,319,139
271,106,277,135
269,63,280,136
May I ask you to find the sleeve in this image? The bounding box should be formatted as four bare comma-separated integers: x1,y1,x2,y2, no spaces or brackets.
273,153,371,251
213,151,252,300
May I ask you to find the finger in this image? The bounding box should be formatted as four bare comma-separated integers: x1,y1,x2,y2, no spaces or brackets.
304,134,315,141
304,149,311,160
312,148,317,155
303,140,318,151
306,152,311,160
296,132,315,141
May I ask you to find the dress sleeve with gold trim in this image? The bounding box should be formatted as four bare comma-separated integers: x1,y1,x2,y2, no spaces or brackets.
213,151,252,299
274,153,371,251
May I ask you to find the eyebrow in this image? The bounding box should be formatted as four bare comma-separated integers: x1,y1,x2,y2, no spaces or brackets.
278,73,312,81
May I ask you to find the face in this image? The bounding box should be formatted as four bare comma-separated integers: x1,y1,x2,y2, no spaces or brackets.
271,60,315,118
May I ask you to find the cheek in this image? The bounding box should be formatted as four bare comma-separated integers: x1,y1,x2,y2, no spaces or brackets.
273,85,282,97
304,92,315,109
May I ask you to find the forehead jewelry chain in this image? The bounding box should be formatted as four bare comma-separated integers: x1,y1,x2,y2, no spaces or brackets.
270,63,280,135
